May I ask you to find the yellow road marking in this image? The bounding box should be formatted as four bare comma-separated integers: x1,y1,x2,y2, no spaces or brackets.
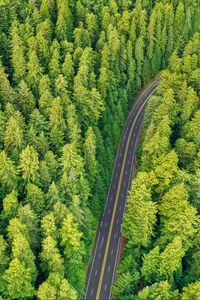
95,88,156,300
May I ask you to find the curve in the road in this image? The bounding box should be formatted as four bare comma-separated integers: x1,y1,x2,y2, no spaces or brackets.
85,81,158,300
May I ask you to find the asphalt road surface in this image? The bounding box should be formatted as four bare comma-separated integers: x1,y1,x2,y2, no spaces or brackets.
85,81,158,300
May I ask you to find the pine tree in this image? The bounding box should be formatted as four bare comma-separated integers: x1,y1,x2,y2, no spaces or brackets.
181,281,200,300
66,103,81,146
0,151,18,193
27,50,43,94
19,145,40,183
0,67,14,104
4,112,24,160
49,97,66,152
37,273,78,300
62,53,74,91
137,281,179,300
40,235,64,275
84,127,98,186
3,258,35,299
10,21,26,83
16,80,36,119
26,183,45,215
56,0,73,41
2,190,19,220
49,40,60,82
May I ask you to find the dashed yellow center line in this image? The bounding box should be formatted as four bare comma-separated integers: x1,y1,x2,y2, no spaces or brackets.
95,89,156,300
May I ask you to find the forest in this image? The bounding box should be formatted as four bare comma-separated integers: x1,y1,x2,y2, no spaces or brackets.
114,34,200,299
0,0,199,299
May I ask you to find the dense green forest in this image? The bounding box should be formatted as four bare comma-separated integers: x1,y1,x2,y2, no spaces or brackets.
114,34,200,299
0,0,199,299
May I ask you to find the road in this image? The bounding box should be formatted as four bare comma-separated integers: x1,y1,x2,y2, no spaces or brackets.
85,81,158,300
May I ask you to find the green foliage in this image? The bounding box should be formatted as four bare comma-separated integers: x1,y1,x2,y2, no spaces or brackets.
2,190,19,220
3,258,35,299
121,34,200,299
136,281,179,300
0,151,18,194
0,1,199,299
181,281,200,299
37,273,78,300
19,145,40,183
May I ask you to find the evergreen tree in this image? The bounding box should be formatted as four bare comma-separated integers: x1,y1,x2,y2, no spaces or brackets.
3,258,35,299
10,21,26,83
19,145,40,183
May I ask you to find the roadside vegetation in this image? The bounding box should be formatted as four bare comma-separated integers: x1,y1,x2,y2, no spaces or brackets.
114,33,200,300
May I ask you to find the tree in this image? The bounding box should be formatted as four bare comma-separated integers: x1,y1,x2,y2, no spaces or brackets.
0,67,14,104
7,218,29,243
40,0,55,21
0,151,18,193
60,212,82,256
159,237,185,279
11,234,37,281
158,184,198,247
46,181,61,210
74,64,105,126
49,40,60,81
174,2,185,49
2,190,19,220
0,235,9,289
153,150,179,193
3,258,35,299
16,80,36,118
84,127,98,186
181,281,200,299
35,20,52,66
10,21,26,83
44,151,59,182
19,145,40,183
112,272,133,298
41,213,57,239
74,24,91,48
56,0,73,41
49,97,66,152
141,117,171,170
27,50,43,93
85,12,98,44
39,75,53,115
26,183,45,215
135,36,145,89
141,246,160,282
136,281,179,300
60,143,90,202
4,112,24,160
62,53,74,92
37,273,78,300
40,236,64,275
17,204,40,250
142,237,185,282
180,87,199,123
66,103,81,146
183,110,200,148
39,160,51,191
175,138,196,170
123,199,157,247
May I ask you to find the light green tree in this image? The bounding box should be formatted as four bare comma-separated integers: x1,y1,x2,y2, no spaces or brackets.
0,151,18,192
181,281,200,299
10,21,26,83
19,145,40,183
2,190,19,219
136,281,179,300
3,258,35,299
37,273,78,300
